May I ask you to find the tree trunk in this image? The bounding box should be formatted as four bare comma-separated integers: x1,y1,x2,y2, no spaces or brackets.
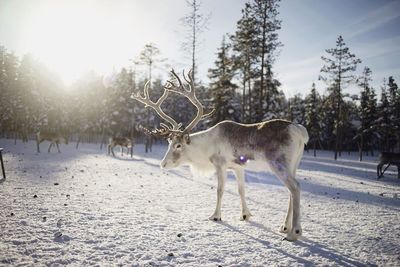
313,139,317,157
259,1,267,120
242,72,246,122
358,134,363,161
145,136,153,153
192,0,196,86
248,78,252,122
76,134,81,149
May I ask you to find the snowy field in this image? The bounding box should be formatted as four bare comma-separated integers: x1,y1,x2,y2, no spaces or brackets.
0,139,399,266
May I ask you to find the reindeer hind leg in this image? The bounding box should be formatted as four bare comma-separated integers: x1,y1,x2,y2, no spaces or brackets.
269,159,301,241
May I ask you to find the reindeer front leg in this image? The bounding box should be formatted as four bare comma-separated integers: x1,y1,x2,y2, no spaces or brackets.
56,142,61,153
48,143,53,153
209,165,226,221
37,139,42,153
233,168,252,221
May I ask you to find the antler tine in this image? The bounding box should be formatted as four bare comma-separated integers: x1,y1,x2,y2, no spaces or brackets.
170,69,184,88
144,80,151,100
182,69,194,94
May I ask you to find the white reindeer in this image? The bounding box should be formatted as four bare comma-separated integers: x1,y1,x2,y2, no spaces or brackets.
131,70,309,241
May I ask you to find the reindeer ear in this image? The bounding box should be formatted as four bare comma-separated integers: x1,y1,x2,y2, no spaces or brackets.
183,133,191,145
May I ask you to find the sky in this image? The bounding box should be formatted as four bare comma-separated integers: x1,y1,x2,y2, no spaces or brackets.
1,0,399,97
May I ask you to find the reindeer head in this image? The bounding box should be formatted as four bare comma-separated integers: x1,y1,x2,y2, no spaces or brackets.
131,69,213,169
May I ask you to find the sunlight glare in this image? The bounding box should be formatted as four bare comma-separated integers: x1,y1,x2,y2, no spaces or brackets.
25,2,132,85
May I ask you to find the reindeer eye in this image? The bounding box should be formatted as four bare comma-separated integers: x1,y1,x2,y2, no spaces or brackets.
175,144,182,149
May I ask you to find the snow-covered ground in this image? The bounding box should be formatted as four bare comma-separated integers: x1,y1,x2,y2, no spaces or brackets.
0,139,399,266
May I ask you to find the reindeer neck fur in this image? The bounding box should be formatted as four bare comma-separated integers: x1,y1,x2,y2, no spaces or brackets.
185,126,223,174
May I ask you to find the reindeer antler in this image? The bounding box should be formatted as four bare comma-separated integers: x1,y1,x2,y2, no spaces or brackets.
131,69,214,138
165,69,214,133
131,81,182,134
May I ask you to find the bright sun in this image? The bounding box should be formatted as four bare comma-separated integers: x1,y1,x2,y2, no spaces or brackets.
25,2,132,85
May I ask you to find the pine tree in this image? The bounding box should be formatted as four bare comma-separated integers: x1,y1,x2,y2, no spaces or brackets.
319,35,361,160
320,87,337,151
250,0,282,120
387,76,400,150
357,67,377,160
287,94,305,125
1,49,19,139
305,83,322,156
137,43,166,152
208,36,238,125
231,3,258,122
377,79,391,151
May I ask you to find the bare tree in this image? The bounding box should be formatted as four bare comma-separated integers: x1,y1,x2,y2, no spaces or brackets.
180,0,210,86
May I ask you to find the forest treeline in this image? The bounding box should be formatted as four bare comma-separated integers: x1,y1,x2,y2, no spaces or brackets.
1,0,399,159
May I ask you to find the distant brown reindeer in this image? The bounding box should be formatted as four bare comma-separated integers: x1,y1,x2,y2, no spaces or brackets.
377,152,400,179
36,132,69,153
108,137,133,157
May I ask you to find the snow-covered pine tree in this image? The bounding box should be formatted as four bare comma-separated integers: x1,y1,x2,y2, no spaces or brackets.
249,0,282,121
319,35,361,160
137,43,167,152
0,47,19,138
376,79,391,151
287,94,305,125
208,36,239,125
231,2,258,122
305,83,322,156
387,76,400,151
340,99,359,153
320,84,338,152
357,67,378,160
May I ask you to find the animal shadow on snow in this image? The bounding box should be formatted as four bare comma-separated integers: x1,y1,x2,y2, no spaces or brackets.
301,155,400,183
219,220,367,267
245,167,400,209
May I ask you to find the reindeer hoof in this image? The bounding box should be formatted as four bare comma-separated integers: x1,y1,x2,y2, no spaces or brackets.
294,228,302,236
240,213,252,221
279,225,289,233
209,216,221,221
282,237,295,242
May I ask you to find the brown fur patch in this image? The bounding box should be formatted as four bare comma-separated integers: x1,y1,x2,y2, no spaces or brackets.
218,119,292,161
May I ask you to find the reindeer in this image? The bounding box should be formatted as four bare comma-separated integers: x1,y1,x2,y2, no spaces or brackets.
36,132,69,153
131,70,309,241
108,137,133,157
